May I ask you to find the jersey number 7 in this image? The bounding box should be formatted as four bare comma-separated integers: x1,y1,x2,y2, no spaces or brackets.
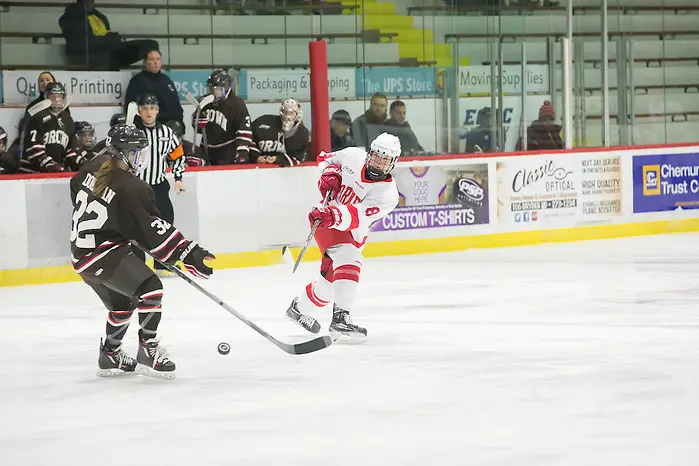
70,190,109,249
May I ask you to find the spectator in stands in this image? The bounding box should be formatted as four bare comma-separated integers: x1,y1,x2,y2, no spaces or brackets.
383,100,424,155
125,50,184,127
330,109,355,151
59,0,159,71
462,106,501,153
351,92,388,149
516,101,565,151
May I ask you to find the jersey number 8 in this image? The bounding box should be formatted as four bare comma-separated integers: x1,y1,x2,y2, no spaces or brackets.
70,190,109,249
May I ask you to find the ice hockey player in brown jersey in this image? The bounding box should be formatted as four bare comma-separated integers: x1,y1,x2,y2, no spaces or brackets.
21,82,78,173
250,98,310,166
65,121,97,171
191,69,253,165
70,124,215,379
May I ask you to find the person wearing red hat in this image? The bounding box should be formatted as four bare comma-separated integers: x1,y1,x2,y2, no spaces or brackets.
517,100,565,151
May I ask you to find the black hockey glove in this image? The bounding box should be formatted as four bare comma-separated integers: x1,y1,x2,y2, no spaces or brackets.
172,241,215,279
234,148,249,164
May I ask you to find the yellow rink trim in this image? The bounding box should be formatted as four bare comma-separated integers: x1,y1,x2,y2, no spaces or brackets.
2,217,699,288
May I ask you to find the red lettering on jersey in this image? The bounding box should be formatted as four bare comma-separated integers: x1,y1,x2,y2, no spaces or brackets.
337,184,361,205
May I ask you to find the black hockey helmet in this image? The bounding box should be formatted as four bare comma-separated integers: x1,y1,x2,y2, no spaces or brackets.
206,69,232,101
165,120,185,138
137,93,158,107
106,124,150,175
75,121,96,149
45,82,67,113
110,113,127,128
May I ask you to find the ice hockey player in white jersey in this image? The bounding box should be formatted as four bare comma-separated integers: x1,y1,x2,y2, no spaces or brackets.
285,132,401,341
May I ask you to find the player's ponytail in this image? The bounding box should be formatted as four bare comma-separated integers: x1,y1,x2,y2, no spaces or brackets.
93,158,115,198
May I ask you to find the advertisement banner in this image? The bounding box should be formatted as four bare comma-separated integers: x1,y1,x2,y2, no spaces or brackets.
459,95,552,153
240,68,355,101
458,65,549,95
355,67,437,98
2,70,132,105
371,164,489,232
497,154,622,225
167,69,215,101
633,153,699,213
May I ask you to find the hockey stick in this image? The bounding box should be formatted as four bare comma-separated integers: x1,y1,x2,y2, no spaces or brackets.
125,101,138,125
291,190,333,273
184,92,214,160
134,243,332,355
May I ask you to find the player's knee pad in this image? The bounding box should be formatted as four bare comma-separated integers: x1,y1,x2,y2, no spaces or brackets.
329,245,363,283
107,309,134,327
136,275,163,312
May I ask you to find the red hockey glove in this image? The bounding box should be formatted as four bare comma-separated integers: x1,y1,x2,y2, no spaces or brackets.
308,206,337,229
318,165,342,200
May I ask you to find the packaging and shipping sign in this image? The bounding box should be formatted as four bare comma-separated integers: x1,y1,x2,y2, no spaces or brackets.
371,164,489,232
497,154,622,224
633,153,699,213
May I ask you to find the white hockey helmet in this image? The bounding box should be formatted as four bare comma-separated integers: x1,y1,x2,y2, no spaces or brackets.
280,98,302,132
366,132,401,180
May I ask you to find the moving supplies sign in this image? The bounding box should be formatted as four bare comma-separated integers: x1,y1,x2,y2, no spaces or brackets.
497,154,622,224
633,153,699,213
371,164,489,232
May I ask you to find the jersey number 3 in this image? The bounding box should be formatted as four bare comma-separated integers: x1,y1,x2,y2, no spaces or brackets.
70,189,108,248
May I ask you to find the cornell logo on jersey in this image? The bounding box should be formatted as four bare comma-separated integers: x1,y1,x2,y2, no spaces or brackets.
44,129,70,148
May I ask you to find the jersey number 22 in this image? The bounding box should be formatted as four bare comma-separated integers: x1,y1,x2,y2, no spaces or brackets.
70,189,108,248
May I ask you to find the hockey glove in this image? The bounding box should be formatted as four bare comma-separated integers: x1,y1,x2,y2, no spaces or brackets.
42,159,65,172
234,148,249,164
318,165,342,200
308,206,337,229
173,241,215,279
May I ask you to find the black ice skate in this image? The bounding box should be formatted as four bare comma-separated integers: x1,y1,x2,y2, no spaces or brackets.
329,307,367,342
136,337,176,379
97,339,137,377
286,297,321,334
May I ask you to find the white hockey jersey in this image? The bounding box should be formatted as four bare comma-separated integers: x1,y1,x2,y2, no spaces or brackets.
394,166,447,206
317,147,399,245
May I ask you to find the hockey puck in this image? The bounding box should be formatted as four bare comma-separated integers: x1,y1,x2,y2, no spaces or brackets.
217,342,231,355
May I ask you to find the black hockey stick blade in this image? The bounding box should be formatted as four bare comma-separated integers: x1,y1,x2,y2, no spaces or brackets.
134,243,332,355
288,335,333,355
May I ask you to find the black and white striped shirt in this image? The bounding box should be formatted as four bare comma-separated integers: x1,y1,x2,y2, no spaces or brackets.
138,123,185,185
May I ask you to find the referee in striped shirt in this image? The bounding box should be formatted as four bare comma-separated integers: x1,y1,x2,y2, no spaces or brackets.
133,92,186,276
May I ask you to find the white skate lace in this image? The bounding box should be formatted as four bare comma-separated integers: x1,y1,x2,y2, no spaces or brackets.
146,342,170,363
113,348,134,367
299,314,317,327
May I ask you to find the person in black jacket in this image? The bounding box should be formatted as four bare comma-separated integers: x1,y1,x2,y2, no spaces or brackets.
330,109,355,152
59,0,159,70
125,50,183,127
383,100,424,155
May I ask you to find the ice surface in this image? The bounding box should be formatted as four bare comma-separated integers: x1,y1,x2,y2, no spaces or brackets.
3,234,699,466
